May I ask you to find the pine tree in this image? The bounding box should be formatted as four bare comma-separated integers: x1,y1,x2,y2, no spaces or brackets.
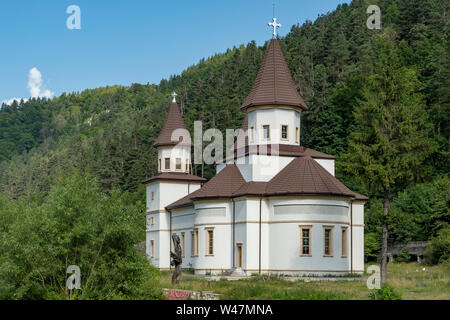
343,32,436,284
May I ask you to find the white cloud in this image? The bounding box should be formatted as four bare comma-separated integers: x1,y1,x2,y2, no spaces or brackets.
2,97,28,106
2,67,54,106
27,67,54,99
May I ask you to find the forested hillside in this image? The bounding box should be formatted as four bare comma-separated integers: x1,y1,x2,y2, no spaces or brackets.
0,0,448,298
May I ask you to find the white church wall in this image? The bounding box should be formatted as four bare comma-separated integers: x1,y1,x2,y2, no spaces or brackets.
267,198,350,274
145,180,201,270
243,199,262,272
159,182,199,210
250,154,294,182
351,201,365,273
313,159,335,176
146,215,171,269
170,207,196,269
146,183,160,212
157,145,191,173
192,201,233,274
233,199,247,269
236,160,253,182
248,108,301,146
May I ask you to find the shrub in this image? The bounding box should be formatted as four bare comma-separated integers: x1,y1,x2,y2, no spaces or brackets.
424,227,450,265
365,233,380,261
395,248,411,263
369,284,402,300
0,173,164,300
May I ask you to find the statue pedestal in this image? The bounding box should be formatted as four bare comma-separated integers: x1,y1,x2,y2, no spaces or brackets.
230,267,246,277
164,289,192,300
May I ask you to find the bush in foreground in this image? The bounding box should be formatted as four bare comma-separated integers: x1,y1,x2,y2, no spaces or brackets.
0,173,163,300
369,285,402,300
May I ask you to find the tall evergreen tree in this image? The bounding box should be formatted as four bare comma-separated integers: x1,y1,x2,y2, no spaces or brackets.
343,32,436,284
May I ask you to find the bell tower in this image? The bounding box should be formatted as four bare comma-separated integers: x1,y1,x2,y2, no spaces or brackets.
145,93,205,269
154,92,192,174
241,37,308,147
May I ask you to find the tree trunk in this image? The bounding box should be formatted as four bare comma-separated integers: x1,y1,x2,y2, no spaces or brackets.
380,189,389,285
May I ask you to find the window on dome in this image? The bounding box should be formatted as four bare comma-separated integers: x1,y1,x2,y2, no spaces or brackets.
165,158,170,170
206,228,214,256
263,125,270,140
191,229,199,256
300,226,312,256
181,232,185,257
323,226,334,257
341,227,347,257
281,125,288,140
150,240,154,258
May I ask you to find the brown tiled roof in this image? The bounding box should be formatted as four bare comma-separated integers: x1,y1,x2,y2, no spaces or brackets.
265,157,355,197
190,164,245,200
153,101,191,147
232,181,267,197
143,172,206,184
352,192,369,201
165,158,368,210
164,190,199,210
242,39,307,111
165,165,245,210
223,144,335,162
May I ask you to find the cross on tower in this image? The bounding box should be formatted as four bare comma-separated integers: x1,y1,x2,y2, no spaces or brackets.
268,17,281,38
171,92,177,103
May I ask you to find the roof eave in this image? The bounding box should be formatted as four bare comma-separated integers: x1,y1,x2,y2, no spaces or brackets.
241,102,308,111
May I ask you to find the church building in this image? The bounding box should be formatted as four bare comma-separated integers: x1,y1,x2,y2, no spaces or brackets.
144,19,367,276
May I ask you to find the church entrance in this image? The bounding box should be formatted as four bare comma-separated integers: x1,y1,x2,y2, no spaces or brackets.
237,243,243,268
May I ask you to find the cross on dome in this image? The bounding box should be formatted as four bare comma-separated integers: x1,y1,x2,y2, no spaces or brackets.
268,17,281,38
171,92,178,103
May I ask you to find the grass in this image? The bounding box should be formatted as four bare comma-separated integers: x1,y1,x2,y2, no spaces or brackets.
157,262,450,300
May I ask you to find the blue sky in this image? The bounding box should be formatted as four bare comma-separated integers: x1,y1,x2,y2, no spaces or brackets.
0,0,350,104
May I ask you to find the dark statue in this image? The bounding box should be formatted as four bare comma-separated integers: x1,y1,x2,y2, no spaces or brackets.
170,233,182,284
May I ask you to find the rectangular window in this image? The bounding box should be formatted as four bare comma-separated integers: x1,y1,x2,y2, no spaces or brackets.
181,232,185,257
158,159,161,171
150,216,154,225
250,126,255,142
151,191,154,200
206,228,214,255
164,158,171,170
195,229,199,256
263,125,270,140
341,227,347,257
296,127,299,143
324,227,333,256
236,243,243,268
150,240,154,258
191,229,199,256
185,159,188,172
176,158,182,170
191,231,195,256
281,125,288,140
300,226,312,256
